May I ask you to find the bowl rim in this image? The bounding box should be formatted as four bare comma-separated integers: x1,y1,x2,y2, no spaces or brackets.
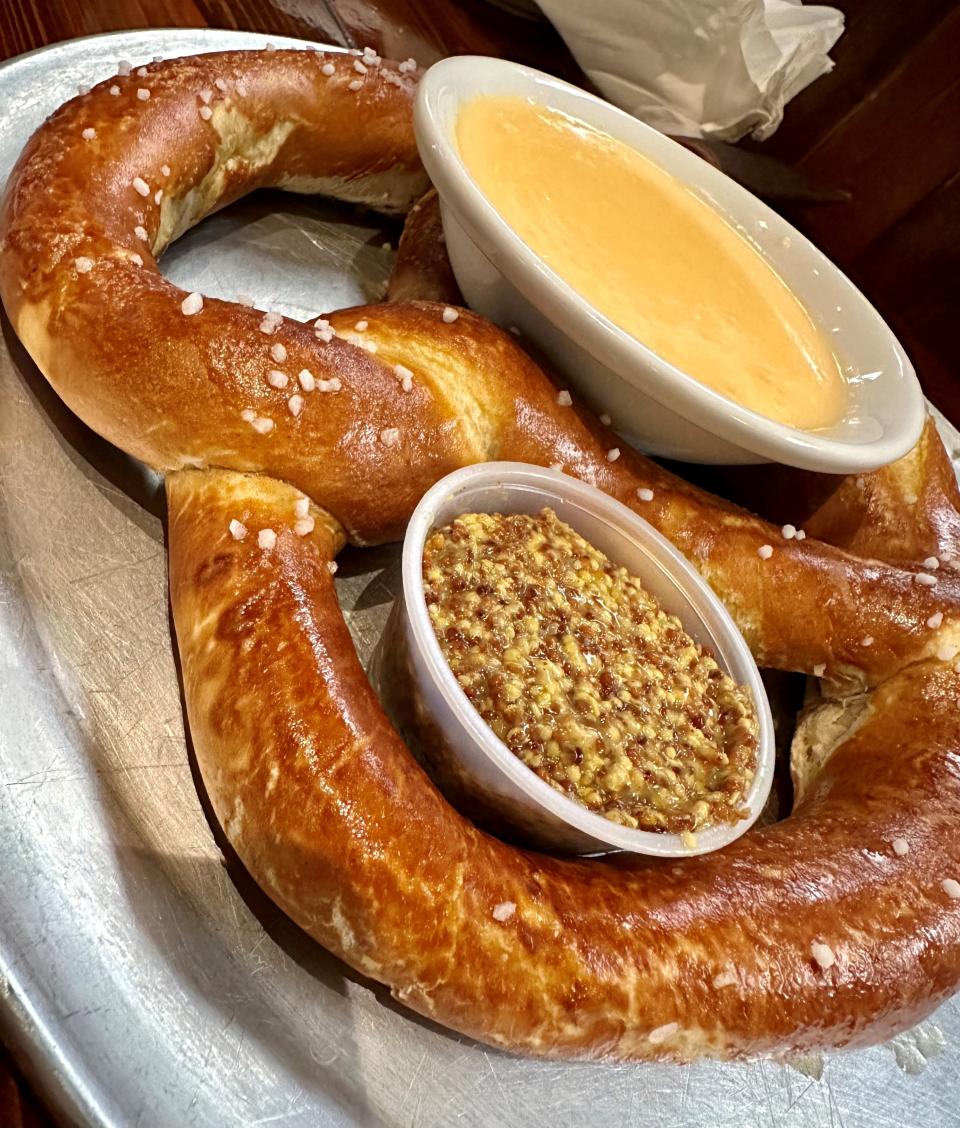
401,461,776,857
413,54,927,474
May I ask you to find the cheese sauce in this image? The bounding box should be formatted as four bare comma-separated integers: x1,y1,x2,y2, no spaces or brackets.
456,96,846,431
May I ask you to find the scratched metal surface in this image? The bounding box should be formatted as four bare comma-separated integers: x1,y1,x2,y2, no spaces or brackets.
1,28,959,1128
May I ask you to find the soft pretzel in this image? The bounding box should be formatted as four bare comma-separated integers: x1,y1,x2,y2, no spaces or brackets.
3,48,960,1062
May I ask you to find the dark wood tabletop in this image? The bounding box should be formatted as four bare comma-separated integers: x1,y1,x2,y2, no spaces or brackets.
0,1,957,1122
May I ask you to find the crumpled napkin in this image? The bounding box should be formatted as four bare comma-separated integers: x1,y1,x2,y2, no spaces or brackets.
534,0,844,141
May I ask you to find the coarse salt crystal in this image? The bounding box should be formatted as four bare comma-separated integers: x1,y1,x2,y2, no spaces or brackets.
154,189,163,204
326,560,338,574
267,370,288,389
781,524,796,539
398,58,417,73
757,544,773,560
321,63,335,76
599,413,612,426
810,941,835,969
135,225,148,241
130,253,143,267
258,528,277,550
556,390,572,407
215,78,229,92
199,105,213,121
136,66,148,77
270,342,287,363
607,447,621,462
928,611,944,629
109,85,120,96
265,42,276,52
132,177,150,196
354,319,368,331
294,516,315,536
161,163,171,177
813,663,826,677
229,519,247,540
77,83,90,95
637,488,654,502
199,89,212,104
314,317,330,330
236,294,254,307
943,878,960,899
287,394,304,417
251,416,274,435
916,573,938,587
492,901,516,922
712,970,737,989
82,127,96,140
317,377,342,393
298,369,316,392
294,497,310,519
259,313,282,334
648,1023,679,1045
315,329,334,344
353,60,367,74
394,363,413,382
137,88,150,101
348,79,363,91
891,838,910,856
241,408,256,422
795,529,807,540
117,60,132,76
937,643,959,662
380,427,400,447
442,306,459,323
862,635,874,647
180,292,203,316
361,340,378,354
74,256,94,274
924,556,940,570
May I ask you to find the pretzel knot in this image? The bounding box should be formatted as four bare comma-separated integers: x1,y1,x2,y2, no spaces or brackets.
3,49,960,1061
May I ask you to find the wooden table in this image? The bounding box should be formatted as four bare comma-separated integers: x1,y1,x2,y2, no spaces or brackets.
0,1,957,1122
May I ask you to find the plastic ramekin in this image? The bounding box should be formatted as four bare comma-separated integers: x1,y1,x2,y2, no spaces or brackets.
414,55,926,473
377,463,774,857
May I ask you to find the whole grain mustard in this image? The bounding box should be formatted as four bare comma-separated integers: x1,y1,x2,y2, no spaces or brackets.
422,508,759,834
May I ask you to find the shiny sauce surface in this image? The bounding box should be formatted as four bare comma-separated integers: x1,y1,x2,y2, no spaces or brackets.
456,95,846,431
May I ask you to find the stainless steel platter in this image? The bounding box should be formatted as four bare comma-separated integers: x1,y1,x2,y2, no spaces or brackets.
1,28,958,1128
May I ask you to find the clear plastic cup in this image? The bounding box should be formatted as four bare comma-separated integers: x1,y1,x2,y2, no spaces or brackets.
376,462,774,856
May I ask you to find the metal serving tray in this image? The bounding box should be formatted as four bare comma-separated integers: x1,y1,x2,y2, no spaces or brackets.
1,28,958,1128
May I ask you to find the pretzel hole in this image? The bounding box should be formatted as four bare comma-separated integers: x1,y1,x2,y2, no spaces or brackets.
158,189,401,319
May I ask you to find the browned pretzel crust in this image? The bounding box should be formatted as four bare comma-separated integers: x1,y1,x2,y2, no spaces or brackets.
3,48,960,1061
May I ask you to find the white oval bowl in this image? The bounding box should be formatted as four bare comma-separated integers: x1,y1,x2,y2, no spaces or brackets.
414,55,926,472
395,462,775,857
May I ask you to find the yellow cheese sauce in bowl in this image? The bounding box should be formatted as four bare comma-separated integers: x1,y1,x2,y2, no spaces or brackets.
455,96,845,433
414,57,925,472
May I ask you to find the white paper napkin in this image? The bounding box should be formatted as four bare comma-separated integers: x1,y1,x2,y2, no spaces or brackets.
535,0,844,141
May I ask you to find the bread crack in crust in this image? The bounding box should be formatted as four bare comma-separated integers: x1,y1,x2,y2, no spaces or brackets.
3,48,960,1061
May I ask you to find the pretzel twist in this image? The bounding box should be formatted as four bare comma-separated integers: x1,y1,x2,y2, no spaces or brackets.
3,49,960,1061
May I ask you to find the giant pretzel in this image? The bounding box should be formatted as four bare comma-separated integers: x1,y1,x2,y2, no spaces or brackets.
3,47,960,1062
